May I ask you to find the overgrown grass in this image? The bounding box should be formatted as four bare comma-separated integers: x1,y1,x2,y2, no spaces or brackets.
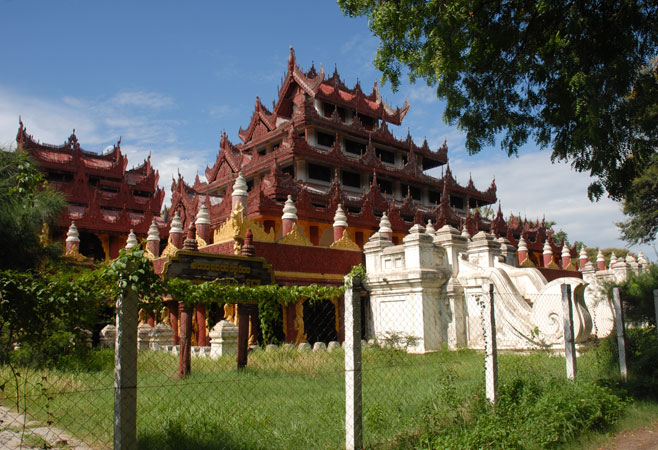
0,332,654,449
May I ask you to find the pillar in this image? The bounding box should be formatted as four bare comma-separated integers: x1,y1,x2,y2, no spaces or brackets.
195,201,211,244
561,243,571,269
146,220,160,257
578,246,588,271
195,305,208,347
170,212,184,249
561,284,576,381
125,229,138,250
281,195,297,236
178,302,192,378
378,212,392,241
596,250,605,271
333,204,348,242
543,240,553,268
231,172,248,210
65,221,80,255
517,236,528,265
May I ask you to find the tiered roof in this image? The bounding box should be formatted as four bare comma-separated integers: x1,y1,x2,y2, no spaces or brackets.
170,48,497,239
17,120,166,236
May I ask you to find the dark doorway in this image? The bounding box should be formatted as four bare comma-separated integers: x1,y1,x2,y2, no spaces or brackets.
79,232,106,261
304,300,338,345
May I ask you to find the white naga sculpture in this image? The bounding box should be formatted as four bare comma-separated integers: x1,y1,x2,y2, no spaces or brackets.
364,223,648,353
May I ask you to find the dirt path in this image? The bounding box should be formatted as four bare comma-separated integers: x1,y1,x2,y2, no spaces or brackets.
0,406,93,450
597,421,658,450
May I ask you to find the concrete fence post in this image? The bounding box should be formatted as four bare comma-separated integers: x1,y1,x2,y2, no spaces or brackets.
114,288,138,450
654,289,658,340
344,277,362,450
482,282,498,405
561,284,577,380
612,287,628,381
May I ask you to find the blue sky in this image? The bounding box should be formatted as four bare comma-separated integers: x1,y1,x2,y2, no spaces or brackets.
1,0,653,259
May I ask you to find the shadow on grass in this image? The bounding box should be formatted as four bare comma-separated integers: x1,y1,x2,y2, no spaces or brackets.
138,429,269,450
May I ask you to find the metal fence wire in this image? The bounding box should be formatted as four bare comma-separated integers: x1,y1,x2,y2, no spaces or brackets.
0,285,652,449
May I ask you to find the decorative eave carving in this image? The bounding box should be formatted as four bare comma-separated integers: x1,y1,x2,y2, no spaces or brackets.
238,97,277,143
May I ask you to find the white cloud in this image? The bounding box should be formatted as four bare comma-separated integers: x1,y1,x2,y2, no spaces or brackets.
440,150,656,259
0,85,211,206
111,90,175,109
208,104,240,119
406,84,438,105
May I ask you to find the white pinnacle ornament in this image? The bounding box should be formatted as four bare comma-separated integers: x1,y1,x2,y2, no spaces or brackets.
333,204,347,228
282,195,298,220
170,212,183,234
66,221,80,243
196,202,211,225
125,229,138,249
147,219,160,241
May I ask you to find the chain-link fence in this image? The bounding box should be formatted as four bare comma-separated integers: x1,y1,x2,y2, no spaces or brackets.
1,284,656,449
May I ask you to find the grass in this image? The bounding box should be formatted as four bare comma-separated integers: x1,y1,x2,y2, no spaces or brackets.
0,340,651,450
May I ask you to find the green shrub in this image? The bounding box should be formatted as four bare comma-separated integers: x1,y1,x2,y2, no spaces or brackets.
411,372,626,450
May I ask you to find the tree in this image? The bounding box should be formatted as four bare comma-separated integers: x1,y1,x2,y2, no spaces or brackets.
617,153,658,245
339,1,658,205
0,149,66,270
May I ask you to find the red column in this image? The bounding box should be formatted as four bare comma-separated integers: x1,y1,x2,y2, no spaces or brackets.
178,302,191,379
167,300,179,345
195,305,208,347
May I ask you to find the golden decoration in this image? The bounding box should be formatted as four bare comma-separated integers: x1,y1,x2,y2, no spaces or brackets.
144,249,156,260
564,261,577,271
161,237,179,259
64,247,90,264
294,298,307,345
329,229,361,251
138,308,148,325
547,259,560,270
224,303,237,324
197,236,208,248
278,223,313,247
39,223,50,246
160,306,171,325
213,202,275,244
520,257,535,267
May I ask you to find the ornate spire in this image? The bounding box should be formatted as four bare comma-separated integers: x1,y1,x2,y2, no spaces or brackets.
232,172,248,198
333,204,348,228
426,219,436,235
125,229,138,249
282,195,298,220
170,211,183,234
195,202,211,225
378,212,392,239
66,221,80,244
147,219,160,242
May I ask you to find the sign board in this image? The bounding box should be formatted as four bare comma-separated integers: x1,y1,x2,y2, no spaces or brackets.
161,250,275,287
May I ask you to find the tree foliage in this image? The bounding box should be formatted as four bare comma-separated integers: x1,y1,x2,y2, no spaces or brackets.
0,149,67,270
617,153,658,245
339,0,658,205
